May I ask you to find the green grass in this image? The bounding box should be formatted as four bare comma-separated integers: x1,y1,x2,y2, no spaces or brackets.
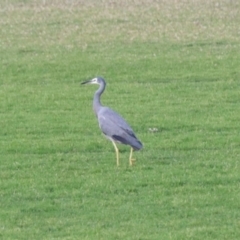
0,0,240,239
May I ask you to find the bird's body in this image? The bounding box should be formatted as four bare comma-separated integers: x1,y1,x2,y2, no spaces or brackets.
98,106,142,150
82,77,142,166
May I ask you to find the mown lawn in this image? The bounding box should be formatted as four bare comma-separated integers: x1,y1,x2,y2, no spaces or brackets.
0,1,240,239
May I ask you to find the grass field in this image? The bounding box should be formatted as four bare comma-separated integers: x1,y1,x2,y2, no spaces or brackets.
1,0,240,239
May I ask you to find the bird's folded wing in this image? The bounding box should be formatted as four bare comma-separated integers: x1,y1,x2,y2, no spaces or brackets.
98,107,135,139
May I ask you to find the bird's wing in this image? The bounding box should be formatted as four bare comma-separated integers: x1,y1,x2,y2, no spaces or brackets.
98,107,136,139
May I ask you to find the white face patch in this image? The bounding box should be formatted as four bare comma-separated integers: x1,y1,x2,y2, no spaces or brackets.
91,77,98,84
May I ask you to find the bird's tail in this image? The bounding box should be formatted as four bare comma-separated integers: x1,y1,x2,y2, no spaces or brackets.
132,140,143,151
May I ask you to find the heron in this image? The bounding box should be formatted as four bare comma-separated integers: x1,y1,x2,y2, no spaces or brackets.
81,77,142,166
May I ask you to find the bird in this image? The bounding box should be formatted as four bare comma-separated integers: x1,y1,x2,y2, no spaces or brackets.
81,77,142,166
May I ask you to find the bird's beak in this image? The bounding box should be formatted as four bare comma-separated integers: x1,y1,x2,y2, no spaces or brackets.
81,79,92,85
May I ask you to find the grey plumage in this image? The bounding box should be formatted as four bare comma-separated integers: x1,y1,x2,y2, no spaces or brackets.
81,77,142,165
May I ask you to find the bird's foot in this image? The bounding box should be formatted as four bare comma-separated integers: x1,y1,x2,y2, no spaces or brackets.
129,158,136,166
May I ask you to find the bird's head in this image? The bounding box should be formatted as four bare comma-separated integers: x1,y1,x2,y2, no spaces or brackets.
81,77,106,85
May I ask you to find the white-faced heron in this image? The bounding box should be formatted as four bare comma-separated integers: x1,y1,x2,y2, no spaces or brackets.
81,77,142,166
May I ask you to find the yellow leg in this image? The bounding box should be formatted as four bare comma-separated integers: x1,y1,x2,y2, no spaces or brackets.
111,141,119,166
129,147,136,166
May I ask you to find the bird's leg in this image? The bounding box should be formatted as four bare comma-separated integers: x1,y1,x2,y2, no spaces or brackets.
111,141,119,166
129,147,136,166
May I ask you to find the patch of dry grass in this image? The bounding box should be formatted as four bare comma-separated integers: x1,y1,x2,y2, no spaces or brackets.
1,0,239,51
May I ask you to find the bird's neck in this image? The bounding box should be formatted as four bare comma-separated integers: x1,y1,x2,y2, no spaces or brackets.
93,83,105,115
93,93,102,114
